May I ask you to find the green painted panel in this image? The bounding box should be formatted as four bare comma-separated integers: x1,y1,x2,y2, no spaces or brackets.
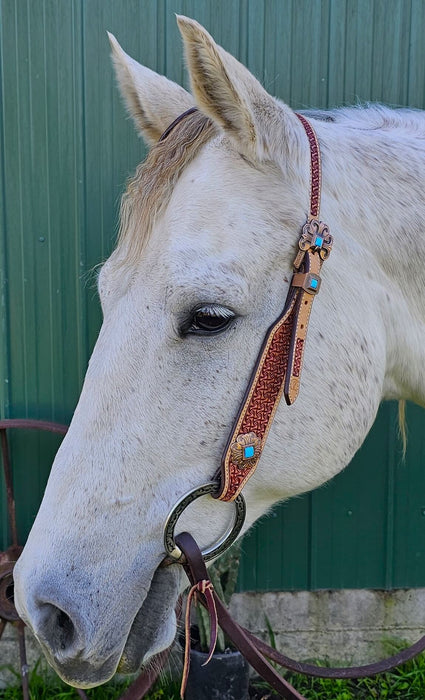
392,403,425,587
0,0,425,591
238,402,421,591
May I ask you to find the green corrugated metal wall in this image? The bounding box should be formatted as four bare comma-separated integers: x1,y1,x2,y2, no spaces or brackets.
0,0,424,591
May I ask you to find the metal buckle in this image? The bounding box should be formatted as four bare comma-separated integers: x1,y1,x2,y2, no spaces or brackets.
163,482,246,563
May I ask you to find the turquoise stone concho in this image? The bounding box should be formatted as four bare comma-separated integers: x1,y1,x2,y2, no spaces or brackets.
230,432,262,468
299,219,333,260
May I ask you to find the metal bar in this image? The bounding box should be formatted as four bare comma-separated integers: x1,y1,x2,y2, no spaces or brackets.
0,429,18,547
0,419,69,699
0,420,67,548
0,419,68,435
16,621,29,700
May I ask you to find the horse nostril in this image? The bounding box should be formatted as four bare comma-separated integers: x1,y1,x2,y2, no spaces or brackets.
37,603,79,656
56,609,75,650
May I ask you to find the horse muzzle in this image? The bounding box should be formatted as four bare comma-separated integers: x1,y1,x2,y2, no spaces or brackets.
13,556,181,687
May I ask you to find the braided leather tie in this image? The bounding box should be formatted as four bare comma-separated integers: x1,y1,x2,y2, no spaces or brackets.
180,579,218,698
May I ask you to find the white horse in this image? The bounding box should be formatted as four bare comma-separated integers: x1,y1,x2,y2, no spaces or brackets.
13,15,425,689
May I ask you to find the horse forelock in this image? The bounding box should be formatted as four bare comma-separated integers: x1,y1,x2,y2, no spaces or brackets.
116,110,217,265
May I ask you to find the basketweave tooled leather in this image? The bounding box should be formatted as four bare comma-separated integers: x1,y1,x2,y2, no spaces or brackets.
216,114,331,502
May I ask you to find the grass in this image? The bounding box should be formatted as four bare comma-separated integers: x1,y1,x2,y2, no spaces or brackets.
2,643,425,699
254,641,425,699
0,662,181,700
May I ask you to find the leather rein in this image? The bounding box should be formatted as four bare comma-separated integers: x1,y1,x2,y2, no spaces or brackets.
158,110,425,697
176,531,425,700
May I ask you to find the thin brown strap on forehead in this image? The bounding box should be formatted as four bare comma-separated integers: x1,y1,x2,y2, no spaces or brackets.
158,107,198,142
216,115,333,502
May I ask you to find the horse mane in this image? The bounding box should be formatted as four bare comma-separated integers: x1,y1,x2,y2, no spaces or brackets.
305,103,425,134
115,110,216,265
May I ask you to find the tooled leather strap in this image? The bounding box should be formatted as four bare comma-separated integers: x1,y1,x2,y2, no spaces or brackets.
217,115,333,502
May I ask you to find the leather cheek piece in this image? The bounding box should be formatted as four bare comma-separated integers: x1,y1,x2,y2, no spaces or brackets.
217,299,298,502
216,115,330,503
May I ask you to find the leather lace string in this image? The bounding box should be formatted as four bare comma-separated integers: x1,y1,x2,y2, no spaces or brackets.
181,579,218,698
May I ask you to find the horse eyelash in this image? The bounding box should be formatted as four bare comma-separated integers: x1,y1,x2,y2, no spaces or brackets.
197,304,235,319
180,303,236,336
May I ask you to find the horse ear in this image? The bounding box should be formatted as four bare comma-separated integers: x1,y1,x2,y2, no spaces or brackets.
177,16,298,161
108,32,195,145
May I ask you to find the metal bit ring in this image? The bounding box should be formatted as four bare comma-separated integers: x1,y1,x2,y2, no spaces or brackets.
163,482,246,563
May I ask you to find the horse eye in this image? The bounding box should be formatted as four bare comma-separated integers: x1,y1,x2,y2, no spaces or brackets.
183,304,235,336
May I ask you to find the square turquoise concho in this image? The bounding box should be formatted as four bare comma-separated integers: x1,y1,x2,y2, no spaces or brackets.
229,432,262,468
243,445,255,459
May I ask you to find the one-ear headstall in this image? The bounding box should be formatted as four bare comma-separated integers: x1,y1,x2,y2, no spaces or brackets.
216,113,333,502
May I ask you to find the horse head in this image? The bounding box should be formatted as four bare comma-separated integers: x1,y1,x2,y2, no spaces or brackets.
14,16,423,688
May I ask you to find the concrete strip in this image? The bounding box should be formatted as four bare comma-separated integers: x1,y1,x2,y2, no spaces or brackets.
229,588,425,665
2,588,425,686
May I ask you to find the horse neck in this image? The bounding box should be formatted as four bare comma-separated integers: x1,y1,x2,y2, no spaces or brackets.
319,115,425,407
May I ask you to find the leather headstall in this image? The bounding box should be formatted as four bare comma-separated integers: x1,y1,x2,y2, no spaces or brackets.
158,108,333,505
216,112,333,502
